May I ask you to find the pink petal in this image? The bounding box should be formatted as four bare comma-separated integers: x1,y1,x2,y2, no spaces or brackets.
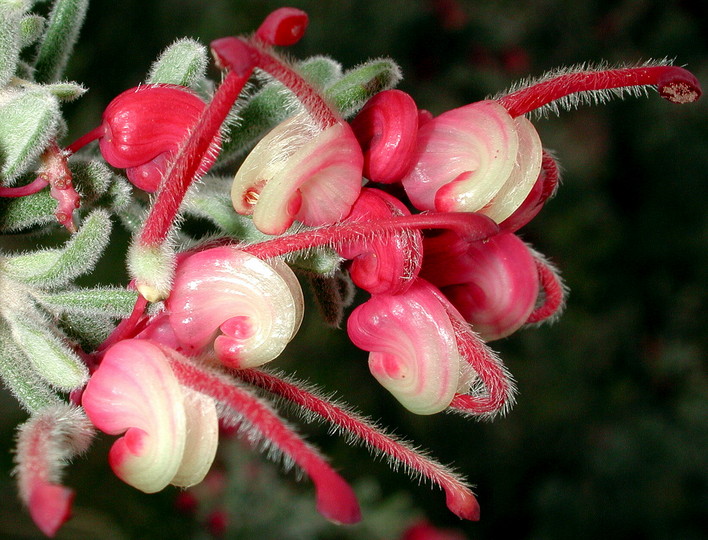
401,100,518,213
347,280,462,415
231,114,363,235
82,339,187,493
166,246,304,367
28,483,74,538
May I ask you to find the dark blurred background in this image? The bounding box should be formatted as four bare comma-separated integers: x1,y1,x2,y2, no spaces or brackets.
1,0,706,538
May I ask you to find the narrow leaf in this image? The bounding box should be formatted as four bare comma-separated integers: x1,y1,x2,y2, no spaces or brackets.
147,38,208,87
19,14,45,48
5,310,88,390
32,0,89,83
38,287,138,317
0,88,60,182
0,0,28,86
325,58,402,118
3,209,112,287
0,322,60,412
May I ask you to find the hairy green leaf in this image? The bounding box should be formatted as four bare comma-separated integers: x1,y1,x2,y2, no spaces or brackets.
19,14,45,48
3,209,112,287
32,0,89,83
38,286,138,317
5,309,88,390
326,58,402,118
147,38,208,87
0,0,28,86
0,322,60,412
0,88,60,182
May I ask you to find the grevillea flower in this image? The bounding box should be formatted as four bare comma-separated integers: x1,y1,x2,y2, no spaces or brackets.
401,99,543,222
82,339,219,492
5,6,701,537
161,246,304,368
422,230,541,341
231,112,364,235
68,85,218,192
347,278,469,415
336,187,423,295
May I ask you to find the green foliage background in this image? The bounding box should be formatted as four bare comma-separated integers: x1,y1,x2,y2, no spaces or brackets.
0,0,706,538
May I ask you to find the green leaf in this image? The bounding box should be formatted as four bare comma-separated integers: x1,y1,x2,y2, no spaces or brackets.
0,321,61,412
19,14,45,48
5,309,88,390
0,87,60,182
3,209,112,287
147,38,208,87
218,56,346,163
38,286,138,317
0,183,56,231
45,81,86,101
325,58,402,118
0,0,29,86
71,158,113,200
32,0,89,83
58,311,115,351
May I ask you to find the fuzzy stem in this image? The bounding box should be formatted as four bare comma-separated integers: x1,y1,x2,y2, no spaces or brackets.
243,39,338,129
235,368,481,521
95,293,149,356
138,66,254,248
526,256,565,324
169,358,361,525
448,316,516,418
0,176,49,197
65,125,104,155
243,212,499,260
498,65,702,117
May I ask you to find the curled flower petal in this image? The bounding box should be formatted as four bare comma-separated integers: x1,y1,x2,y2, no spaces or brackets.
97,85,218,192
170,388,219,488
82,339,187,493
337,187,423,295
423,232,539,341
231,113,363,235
166,246,304,368
401,100,542,222
347,280,463,415
350,89,419,184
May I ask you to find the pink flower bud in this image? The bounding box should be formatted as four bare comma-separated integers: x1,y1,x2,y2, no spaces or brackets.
255,7,309,47
401,100,542,222
82,339,218,492
337,188,423,295
231,113,363,235
347,280,465,415
422,231,539,341
350,89,419,184
98,85,219,192
164,246,304,368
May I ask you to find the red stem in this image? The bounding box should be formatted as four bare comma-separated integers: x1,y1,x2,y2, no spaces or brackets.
0,176,49,197
169,359,361,525
498,65,702,117
526,257,565,324
243,212,499,260
139,67,254,247
244,39,338,129
235,368,481,521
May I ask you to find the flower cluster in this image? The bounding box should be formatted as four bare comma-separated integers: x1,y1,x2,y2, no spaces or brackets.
0,3,700,537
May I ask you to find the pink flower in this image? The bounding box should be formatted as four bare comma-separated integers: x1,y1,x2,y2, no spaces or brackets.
69,84,219,192
82,339,219,492
336,187,423,295
422,231,540,341
162,246,304,368
231,113,363,235
347,279,469,415
401,100,542,222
